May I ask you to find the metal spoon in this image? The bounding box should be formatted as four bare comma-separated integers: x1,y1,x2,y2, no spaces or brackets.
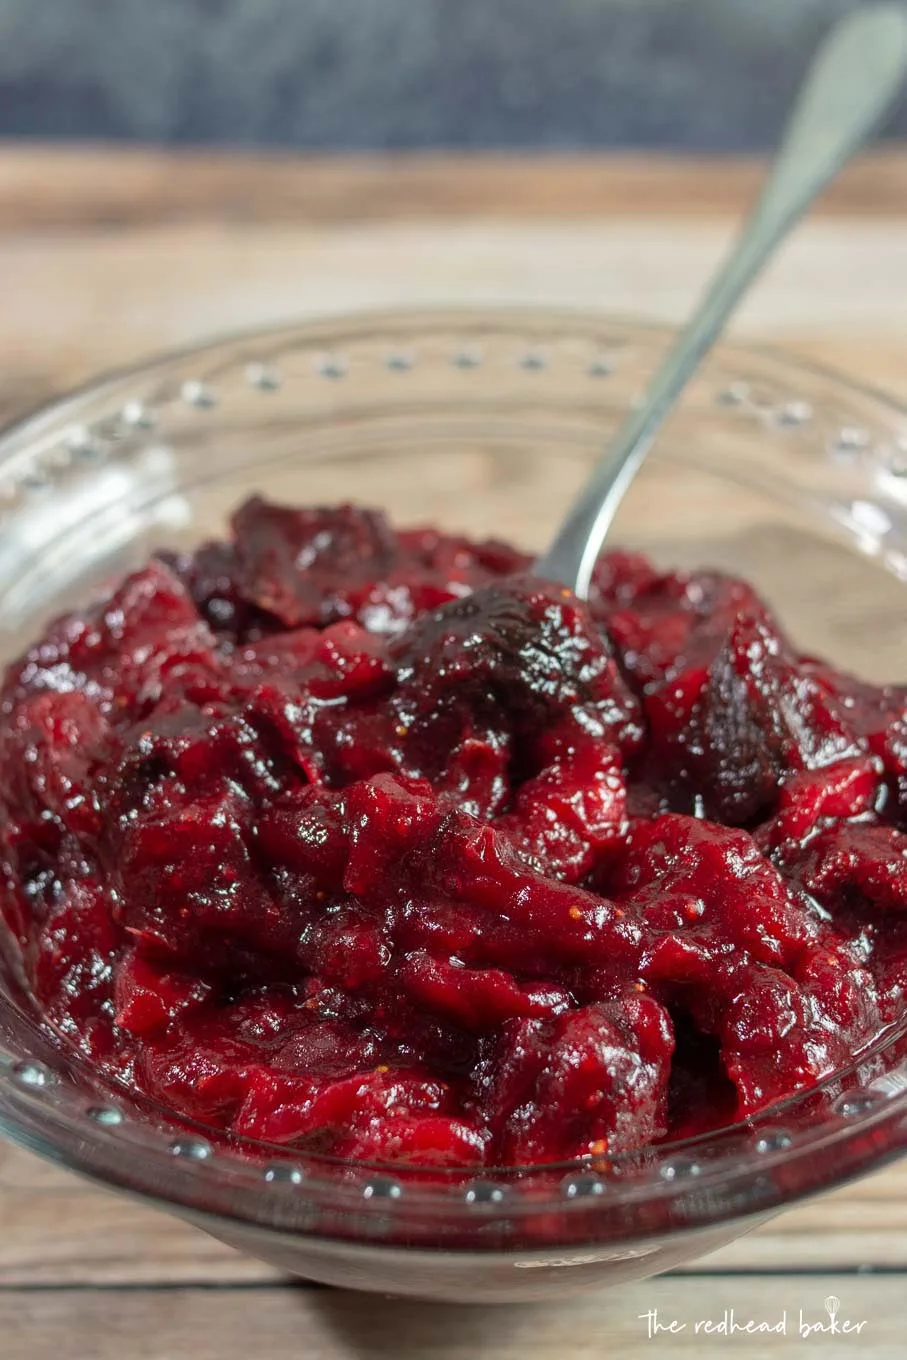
537,4,907,597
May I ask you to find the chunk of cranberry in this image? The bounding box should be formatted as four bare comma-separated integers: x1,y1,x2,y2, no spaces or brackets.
785,822,907,914
606,813,878,1115
113,782,288,969
231,498,398,629
474,991,674,1163
496,741,627,882
597,566,765,693
755,756,885,854
391,576,644,760
645,611,864,823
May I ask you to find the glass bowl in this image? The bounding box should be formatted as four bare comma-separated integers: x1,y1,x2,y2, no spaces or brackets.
2,307,907,1304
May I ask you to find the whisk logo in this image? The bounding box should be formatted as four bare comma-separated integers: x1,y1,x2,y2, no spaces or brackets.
798,1295,867,1339
638,1293,868,1341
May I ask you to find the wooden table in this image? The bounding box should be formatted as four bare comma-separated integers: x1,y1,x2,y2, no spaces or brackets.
2,146,907,1358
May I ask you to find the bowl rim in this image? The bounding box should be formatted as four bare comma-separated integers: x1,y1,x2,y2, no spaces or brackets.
2,302,906,448
1,303,907,1249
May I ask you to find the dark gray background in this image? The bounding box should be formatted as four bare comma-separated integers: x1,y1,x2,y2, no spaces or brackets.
1,0,904,149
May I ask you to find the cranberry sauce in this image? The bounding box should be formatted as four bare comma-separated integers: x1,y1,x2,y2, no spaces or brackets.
1,497,905,1167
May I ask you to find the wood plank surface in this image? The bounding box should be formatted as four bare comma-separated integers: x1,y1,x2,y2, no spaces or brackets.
2,147,907,228
1,1276,903,1360
1,145,907,1356
2,218,907,423
0,145,904,422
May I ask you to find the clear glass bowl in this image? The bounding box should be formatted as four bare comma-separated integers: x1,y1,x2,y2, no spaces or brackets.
2,307,907,1303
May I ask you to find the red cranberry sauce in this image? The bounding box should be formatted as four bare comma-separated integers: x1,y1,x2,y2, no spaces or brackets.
1,497,905,1168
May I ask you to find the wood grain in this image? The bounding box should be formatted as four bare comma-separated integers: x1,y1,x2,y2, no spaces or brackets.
0,146,905,425
2,218,907,426
0,1277,902,1360
0,146,906,229
0,146,906,1355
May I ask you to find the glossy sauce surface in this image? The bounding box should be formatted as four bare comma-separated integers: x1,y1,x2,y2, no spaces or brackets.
1,498,905,1168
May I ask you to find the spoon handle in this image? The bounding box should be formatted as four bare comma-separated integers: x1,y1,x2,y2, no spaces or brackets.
537,4,907,597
